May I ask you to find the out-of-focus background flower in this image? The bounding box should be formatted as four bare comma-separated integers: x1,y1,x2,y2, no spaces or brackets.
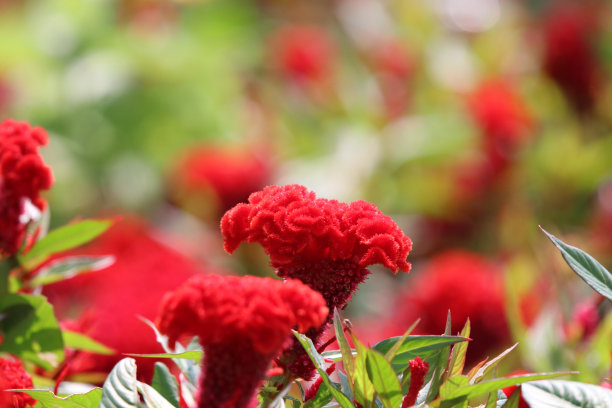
4,0,612,384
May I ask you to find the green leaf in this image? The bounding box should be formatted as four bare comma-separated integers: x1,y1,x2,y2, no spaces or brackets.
19,219,114,269
365,349,403,408
152,363,180,408
469,343,518,384
384,319,419,362
334,309,354,384
443,372,575,400
138,381,176,408
18,388,102,407
541,227,612,301
439,376,469,400
293,331,355,408
447,320,470,378
303,378,334,408
522,380,612,407
100,358,139,408
29,255,115,287
126,350,203,362
62,329,115,355
500,388,520,408
351,334,377,408
0,294,64,369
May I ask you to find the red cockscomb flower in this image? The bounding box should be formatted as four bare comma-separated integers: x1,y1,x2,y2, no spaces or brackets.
385,250,511,365
42,217,202,382
221,184,411,379
0,119,54,255
542,2,601,113
401,356,429,408
468,79,533,174
169,145,273,220
270,25,334,84
0,357,36,408
157,274,328,408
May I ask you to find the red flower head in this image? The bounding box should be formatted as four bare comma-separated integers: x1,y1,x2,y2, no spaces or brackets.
401,356,429,408
157,274,328,408
221,184,411,378
270,25,334,84
169,145,273,220
542,2,601,113
42,217,202,382
0,119,54,255
468,80,533,174
387,250,511,365
0,357,36,408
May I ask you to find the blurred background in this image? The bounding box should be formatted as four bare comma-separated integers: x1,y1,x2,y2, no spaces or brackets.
4,0,612,384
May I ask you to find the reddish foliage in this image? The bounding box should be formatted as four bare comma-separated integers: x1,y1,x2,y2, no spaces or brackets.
0,358,36,408
0,119,53,255
157,274,328,408
401,356,429,408
42,217,202,382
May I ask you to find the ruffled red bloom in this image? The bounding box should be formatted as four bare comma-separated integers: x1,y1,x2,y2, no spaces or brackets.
468,80,533,174
0,119,54,255
384,250,511,365
157,274,328,408
42,217,201,382
270,25,334,84
542,3,601,113
169,145,273,220
0,358,36,408
401,356,429,408
221,184,411,378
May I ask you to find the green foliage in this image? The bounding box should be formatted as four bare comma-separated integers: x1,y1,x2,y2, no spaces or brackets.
522,380,612,407
0,294,64,370
62,329,115,355
541,227,612,302
100,358,139,408
137,381,177,408
18,388,102,408
151,362,181,408
19,219,114,269
29,255,115,287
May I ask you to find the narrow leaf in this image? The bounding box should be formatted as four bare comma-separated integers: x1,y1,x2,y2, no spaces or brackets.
30,255,114,287
500,388,520,408
62,330,114,355
18,388,102,408
334,309,355,383
469,344,518,384
541,227,612,301
384,319,419,362
138,381,176,408
365,349,403,408
152,363,180,408
20,219,114,269
351,333,377,408
100,358,139,408
126,351,202,362
522,380,612,407
448,320,470,378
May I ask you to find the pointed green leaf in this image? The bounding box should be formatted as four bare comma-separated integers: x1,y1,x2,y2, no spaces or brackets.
541,227,612,301
500,388,520,408
372,335,468,370
522,380,612,407
365,349,403,408
469,344,518,384
448,320,470,378
384,319,419,362
293,331,355,408
20,219,114,269
0,294,64,369
138,381,176,408
62,329,114,355
126,351,202,362
152,363,180,408
18,388,102,408
29,255,114,287
351,334,377,408
100,358,139,408
334,309,355,384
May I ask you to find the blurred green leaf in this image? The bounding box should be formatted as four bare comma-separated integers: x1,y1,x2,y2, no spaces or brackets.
137,381,176,408
541,227,612,301
0,294,64,370
63,329,115,355
100,358,139,408
19,219,114,269
365,349,403,408
18,388,102,408
151,363,180,408
469,343,518,384
29,255,114,287
126,350,202,362
522,380,612,407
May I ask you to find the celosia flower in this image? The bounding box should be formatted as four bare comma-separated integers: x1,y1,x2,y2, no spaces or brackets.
401,356,429,408
0,357,36,408
157,274,328,408
168,145,273,220
382,250,511,364
221,184,411,378
42,217,202,382
270,25,334,84
468,79,533,174
542,2,600,113
0,119,54,255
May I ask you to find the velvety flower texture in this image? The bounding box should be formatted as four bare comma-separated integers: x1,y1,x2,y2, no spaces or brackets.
221,184,411,378
0,119,53,255
401,356,429,408
0,357,36,408
157,274,328,408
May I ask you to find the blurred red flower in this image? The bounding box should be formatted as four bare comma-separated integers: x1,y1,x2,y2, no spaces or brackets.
0,119,53,255
157,274,328,408
221,184,411,379
0,357,36,408
42,217,203,382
